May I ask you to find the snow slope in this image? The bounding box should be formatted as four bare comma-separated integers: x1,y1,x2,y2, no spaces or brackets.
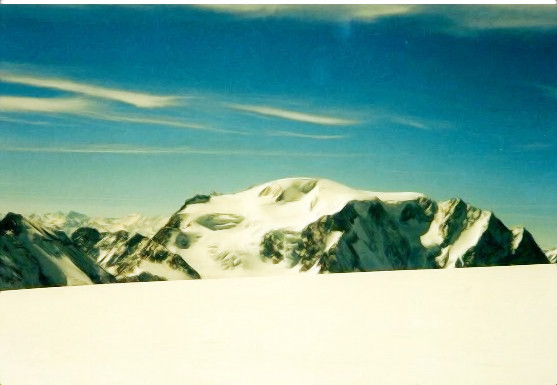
0,265,555,385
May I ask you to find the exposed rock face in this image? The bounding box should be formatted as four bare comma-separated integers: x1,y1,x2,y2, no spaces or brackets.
259,195,548,274
71,227,200,282
291,198,438,273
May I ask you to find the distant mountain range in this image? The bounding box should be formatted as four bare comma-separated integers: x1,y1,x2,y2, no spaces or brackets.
28,211,169,238
0,178,554,290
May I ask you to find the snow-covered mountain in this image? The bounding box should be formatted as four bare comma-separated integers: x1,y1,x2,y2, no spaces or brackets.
144,178,550,279
0,213,114,290
29,211,169,238
0,177,552,290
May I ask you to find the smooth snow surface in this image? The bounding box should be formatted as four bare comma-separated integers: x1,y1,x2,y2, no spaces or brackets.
0,265,555,385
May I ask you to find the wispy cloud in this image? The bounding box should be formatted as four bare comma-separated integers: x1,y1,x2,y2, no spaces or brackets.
0,144,185,154
0,96,93,113
196,5,415,22
196,5,557,32
441,5,557,31
228,103,357,126
83,112,200,130
389,116,431,130
0,114,50,126
82,112,247,135
370,111,451,131
268,130,347,140
0,73,179,108
0,143,367,158
0,95,244,135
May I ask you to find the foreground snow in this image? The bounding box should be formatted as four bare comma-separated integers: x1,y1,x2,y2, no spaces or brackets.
0,264,555,385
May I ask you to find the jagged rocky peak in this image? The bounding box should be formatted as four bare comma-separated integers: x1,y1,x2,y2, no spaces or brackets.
0,212,25,233
509,227,548,265
1,212,29,229
0,212,114,291
71,227,104,250
0,212,55,239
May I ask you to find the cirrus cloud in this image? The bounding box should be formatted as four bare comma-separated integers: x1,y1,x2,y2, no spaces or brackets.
227,103,358,126
194,5,557,32
0,73,179,108
0,143,367,158
195,4,416,22
267,130,347,140
82,112,246,135
0,96,94,113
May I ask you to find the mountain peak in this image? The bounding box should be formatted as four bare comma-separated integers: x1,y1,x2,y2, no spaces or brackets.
2,212,24,223
0,212,33,234
67,211,89,220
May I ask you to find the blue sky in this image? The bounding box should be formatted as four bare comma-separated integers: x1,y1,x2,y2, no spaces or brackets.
0,5,556,247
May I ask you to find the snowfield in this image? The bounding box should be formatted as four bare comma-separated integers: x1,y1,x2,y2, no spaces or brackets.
0,264,555,385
